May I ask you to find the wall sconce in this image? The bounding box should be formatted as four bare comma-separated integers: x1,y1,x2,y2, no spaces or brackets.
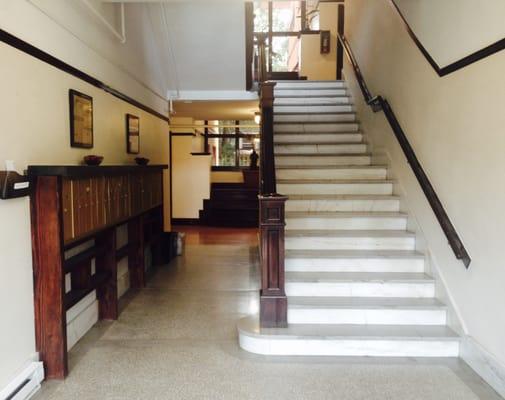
254,112,261,124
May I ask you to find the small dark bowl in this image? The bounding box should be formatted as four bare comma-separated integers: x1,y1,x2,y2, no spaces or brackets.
135,157,150,166
83,155,104,166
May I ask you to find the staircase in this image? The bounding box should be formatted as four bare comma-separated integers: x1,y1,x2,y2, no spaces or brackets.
238,80,460,357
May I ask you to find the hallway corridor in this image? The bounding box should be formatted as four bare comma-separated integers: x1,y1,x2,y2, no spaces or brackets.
32,227,500,400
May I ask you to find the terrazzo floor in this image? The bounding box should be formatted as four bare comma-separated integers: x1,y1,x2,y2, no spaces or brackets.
33,226,502,400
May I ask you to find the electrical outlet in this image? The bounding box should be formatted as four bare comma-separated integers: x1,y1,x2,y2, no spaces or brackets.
5,160,15,171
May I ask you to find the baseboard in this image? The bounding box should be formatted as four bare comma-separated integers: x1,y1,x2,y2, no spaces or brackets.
0,361,44,400
171,218,200,226
461,336,505,398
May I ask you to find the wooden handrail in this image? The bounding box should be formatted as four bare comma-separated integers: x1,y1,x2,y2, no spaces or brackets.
389,0,505,77
338,33,471,268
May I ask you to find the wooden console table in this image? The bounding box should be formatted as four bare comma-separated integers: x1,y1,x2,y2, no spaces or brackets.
28,165,167,379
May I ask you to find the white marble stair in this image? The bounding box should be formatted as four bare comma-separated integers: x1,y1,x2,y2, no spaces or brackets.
274,113,356,123
285,249,425,273
238,316,460,357
275,143,367,155
285,272,435,298
278,179,394,195
288,297,448,325
286,212,408,231
238,79,460,358
274,132,363,143
276,154,372,166
277,166,387,180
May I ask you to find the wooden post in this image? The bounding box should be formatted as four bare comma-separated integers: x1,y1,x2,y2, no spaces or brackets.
30,176,68,379
259,195,288,328
336,3,345,80
95,229,118,320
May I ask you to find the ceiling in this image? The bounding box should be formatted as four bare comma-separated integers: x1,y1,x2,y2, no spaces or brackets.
172,100,259,121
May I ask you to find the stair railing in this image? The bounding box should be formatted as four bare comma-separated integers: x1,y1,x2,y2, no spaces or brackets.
338,33,471,268
258,79,288,328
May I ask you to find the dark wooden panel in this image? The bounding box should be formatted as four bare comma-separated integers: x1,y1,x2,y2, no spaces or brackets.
128,217,145,289
259,195,288,328
95,229,118,320
30,176,68,379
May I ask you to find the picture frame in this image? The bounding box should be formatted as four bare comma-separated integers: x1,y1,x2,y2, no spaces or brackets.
69,89,93,148
126,114,140,154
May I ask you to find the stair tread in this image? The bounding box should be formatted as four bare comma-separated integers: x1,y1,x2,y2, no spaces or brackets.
286,211,407,218
277,165,386,170
274,131,362,135
285,249,424,259
288,297,446,309
286,271,433,283
275,142,365,146
286,194,399,200
275,121,357,125
278,179,393,184
239,316,459,340
285,229,415,238
276,153,372,157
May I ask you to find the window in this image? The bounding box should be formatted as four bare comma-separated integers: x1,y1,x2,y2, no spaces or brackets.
202,120,260,170
253,1,319,74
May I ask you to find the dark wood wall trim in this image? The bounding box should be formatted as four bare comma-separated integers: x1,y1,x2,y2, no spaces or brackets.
390,0,505,77
170,132,196,137
338,33,471,268
0,28,169,122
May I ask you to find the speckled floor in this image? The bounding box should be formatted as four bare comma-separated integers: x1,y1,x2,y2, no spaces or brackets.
33,227,502,400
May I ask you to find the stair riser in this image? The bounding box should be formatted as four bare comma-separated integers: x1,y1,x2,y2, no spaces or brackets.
239,335,460,357
278,183,394,195
275,144,367,155
275,123,359,133
275,89,347,97
288,308,447,325
275,156,372,167
275,97,352,106
286,217,407,231
274,114,356,123
277,169,386,180
275,105,354,113
285,258,425,273
274,133,363,143
285,236,416,251
285,282,434,298
285,199,400,213
274,82,346,89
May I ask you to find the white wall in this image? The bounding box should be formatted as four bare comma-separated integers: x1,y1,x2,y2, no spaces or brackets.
300,3,339,81
0,3,169,390
344,0,505,389
160,2,249,100
394,0,505,66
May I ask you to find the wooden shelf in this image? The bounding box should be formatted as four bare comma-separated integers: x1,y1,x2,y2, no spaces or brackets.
64,271,111,310
27,164,168,178
64,245,106,273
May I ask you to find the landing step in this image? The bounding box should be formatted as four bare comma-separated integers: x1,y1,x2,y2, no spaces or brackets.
285,230,416,251
285,271,434,298
288,297,447,325
285,249,425,273
238,316,460,357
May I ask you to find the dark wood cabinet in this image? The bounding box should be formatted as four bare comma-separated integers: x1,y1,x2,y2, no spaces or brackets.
28,165,167,379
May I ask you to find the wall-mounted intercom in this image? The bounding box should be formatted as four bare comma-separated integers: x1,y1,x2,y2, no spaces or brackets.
0,170,31,199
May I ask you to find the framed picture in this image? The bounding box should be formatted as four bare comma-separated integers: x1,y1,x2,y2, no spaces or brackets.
126,114,140,154
69,89,93,148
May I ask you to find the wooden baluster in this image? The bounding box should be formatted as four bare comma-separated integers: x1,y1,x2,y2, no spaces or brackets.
259,81,277,194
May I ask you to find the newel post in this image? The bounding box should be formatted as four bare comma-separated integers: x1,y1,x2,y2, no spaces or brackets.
258,80,287,328
259,195,288,328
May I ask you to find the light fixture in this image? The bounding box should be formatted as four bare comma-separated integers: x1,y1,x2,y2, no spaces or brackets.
254,112,261,124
